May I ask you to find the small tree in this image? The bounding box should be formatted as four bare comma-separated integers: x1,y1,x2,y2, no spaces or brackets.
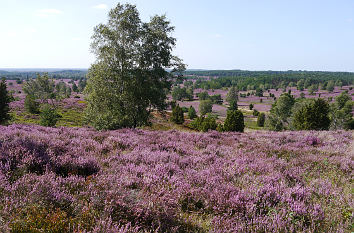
72,83,79,92
188,106,197,119
0,78,11,124
297,79,304,91
257,113,265,127
170,105,184,124
40,104,60,127
24,95,40,114
228,100,238,111
23,73,56,105
223,110,244,132
326,80,335,92
249,103,254,110
292,98,330,130
199,100,213,115
255,88,263,97
226,86,238,104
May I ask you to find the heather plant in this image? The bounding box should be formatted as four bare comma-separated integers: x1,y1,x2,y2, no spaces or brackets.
0,78,11,124
0,124,352,232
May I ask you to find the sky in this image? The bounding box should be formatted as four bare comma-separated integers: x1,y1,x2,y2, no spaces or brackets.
0,0,354,71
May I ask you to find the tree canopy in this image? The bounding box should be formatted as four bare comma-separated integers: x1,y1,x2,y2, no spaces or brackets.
84,3,185,130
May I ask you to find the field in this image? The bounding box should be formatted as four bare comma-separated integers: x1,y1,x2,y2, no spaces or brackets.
0,124,352,232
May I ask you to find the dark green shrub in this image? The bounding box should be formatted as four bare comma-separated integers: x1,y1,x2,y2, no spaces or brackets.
249,103,254,110
228,100,238,111
257,113,265,127
190,115,217,132
199,100,213,115
40,105,61,127
292,98,330,130
24,95,40,114
170,105,184,124
188,106,197,119
223,110,244,132
253,109,259,116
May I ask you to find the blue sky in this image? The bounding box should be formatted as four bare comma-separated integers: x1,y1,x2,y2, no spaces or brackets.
0,0,354,71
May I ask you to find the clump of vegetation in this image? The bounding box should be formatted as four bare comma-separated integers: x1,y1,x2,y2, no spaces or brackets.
188,106,197,119
0,78,11,124
199,100,213,115
190,115,217,132
24,95,40,114
257,113,265,127
223,110,244,132
171,105,184,124
84,3,185,130
40,104,61,127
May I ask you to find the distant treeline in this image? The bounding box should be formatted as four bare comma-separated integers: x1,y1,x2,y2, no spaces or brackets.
0,70,88,80
183,70,354,90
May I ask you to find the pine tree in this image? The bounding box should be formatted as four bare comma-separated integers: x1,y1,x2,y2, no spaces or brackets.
223,110,244,132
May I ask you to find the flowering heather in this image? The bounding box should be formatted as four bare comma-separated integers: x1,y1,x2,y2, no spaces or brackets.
0,124,352,232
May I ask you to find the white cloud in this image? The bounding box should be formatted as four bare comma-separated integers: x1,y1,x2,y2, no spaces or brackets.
92,4,108,9
36,9,63,17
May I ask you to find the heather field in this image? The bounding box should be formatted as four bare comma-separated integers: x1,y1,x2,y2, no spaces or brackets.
0,124,352,232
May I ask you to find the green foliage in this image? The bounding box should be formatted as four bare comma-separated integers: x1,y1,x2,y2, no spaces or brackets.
267,93,295,131
255,88,263,97
297,79,304,91
171,105,184,124
172,86,193,101
23,73,56,104
228,100,238,111
253,109,259,116
329,91,353,130
199,100,213,115
249,103,254,110
190,115,217,132
24,95,40,114
187,106,197,119
226,86,238,104
257,113,265,127
0,78,11,124
40,105,61,127
84,3,184,130
197,91,210,101
292,98,330,130
72,82,79,92
326,80,335,92
223,110,244,132
209,94,223,104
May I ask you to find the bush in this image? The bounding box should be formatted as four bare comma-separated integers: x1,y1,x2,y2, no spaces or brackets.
40,105,61,127
228,100,238,111
190,115,217,132
223,110,244,132
170,105,184,124
257,113,265,127
292,98,330,130
188,106,197,119
253,109,259,116
24,95,40,114
249,103,254,110
199,100,213,115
